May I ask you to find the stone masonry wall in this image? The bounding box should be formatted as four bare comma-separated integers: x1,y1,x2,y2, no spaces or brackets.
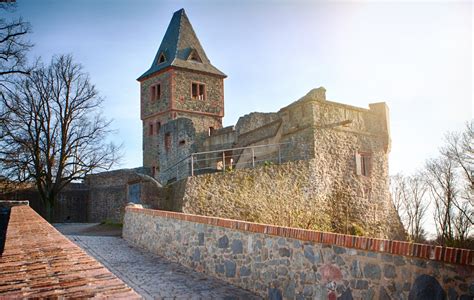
123,207,474,300
141,71,172,170
85,169,147,223
173,71,224,117
0,184,88,223
179,159,405,240
141,72,171,120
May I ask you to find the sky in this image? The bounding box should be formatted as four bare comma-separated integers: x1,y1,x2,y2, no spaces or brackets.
7,0,473,176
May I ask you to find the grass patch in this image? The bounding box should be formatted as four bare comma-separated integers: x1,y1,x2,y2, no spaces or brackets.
100,219,123,228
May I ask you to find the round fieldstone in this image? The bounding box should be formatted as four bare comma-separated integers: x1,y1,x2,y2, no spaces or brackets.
231,239,243,254
218,235,229,248
351,260,363,278
284,281,296,299
393,256,406,266
339,288,353,300
303,285,313,297
192,248,200,262
408,274,446,300
224,260,236,278
279,247,290,257
362,287,375,300
239,266,251,277
278,266,288,276
333,246,346,254
198,232,204,245
383,264,396,279
304,246,315,264
363,263,381,280
215,264,224,274
356,280,369,290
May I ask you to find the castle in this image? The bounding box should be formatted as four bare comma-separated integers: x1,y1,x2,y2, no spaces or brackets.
130,9,403,238
138,9,390,185
2,9,404,239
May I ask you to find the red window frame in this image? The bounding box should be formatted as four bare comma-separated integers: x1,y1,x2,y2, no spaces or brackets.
191,82,206,100
150,84,161,101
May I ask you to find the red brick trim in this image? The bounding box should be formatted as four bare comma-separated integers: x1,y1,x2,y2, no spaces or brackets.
137,66,226,82
126,207,474,266
143,108,222,120
171,66,227,79
170,69,175,110
221,78,225,118
2,205,140,299
137,66,174,82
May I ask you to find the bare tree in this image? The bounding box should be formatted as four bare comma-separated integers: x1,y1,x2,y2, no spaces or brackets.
0,55,120,220
390,173,428,242
425,156,457,245
0,3,32,84
390,173,406,215
404,174,428,242
444,121,473,204
425,151,473,247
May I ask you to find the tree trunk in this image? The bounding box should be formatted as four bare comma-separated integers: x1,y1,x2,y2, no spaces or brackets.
44,199,54,223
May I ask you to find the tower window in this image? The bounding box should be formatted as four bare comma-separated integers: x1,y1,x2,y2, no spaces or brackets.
152,166,156,177
208,127,215,136
165,133,171,151
149,123,154,136
191,82,205,100
156,121,161,133
150,84,161,101
158,53,166,64
355,152,371,176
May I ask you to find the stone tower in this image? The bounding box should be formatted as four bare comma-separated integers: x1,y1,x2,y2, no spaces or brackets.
138,9,226,177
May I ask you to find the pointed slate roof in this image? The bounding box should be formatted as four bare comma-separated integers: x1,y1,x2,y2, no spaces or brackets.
138,9,226,81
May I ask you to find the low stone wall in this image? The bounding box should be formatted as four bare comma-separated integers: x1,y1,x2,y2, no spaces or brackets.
123,207,473,300
178,160,405,240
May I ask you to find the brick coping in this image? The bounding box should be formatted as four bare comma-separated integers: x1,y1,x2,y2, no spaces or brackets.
0,205,141,299
126,207,473,266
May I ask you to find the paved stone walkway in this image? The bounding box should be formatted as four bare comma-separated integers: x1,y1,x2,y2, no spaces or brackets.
66,234,261,299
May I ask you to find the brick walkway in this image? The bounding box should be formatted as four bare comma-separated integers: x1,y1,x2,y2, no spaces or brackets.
0,205,140,299
65,233,260,299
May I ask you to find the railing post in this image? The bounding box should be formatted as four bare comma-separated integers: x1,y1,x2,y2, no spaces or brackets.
190,155,194,176
222,152,225,173
252,148,255,168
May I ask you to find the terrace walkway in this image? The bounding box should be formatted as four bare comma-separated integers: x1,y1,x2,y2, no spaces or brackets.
57,223,260,299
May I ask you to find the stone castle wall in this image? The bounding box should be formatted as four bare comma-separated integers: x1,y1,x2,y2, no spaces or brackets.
141,68,224,173
85,168,162,223
177,159,404,240
124,207,474,300
0,183,89,223
173,71,224,118
85,169,142,222
141,71,172,170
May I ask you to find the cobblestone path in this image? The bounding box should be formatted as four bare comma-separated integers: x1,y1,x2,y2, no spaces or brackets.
66,234,260,300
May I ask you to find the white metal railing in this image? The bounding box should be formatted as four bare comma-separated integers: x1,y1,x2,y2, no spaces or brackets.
160,142,302,183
